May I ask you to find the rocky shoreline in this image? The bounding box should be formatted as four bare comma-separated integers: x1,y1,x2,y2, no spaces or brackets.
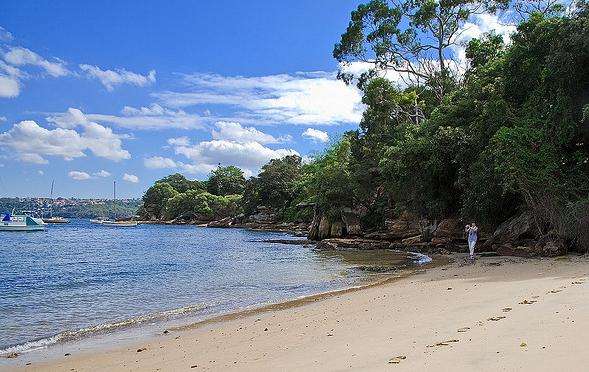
138,206,568,258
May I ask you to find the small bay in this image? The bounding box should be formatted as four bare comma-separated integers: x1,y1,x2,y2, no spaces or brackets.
0,220,428,354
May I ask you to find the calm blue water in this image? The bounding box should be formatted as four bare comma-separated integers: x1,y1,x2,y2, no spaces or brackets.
0,220,428,354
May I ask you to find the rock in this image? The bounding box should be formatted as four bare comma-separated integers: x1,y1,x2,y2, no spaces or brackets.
485,211,536,248
341,208,362,236
318,216,332,240
330,221,344,237
316,238,391,251
431,218,464,245
401,235,422,245
535,234,567,256
207,217,234,228
383,212,421,239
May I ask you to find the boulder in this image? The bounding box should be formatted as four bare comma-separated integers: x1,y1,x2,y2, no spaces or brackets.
207,217,233,228
330,220,344,237
431,219,464,245
485,211,536,248
317,216,332,240
495,235,566,257
341,208,362,236
401,235,422,245
383,211,421,239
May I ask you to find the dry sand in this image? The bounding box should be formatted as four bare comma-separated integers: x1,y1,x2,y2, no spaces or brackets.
7,255,589,371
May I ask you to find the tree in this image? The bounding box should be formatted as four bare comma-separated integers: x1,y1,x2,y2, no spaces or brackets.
334,0,506,102
156,173,205,193
207,166,246,196
256,155,302,210
140,182,179,220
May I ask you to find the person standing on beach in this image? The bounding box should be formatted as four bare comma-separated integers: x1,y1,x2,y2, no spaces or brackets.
465,223,478,260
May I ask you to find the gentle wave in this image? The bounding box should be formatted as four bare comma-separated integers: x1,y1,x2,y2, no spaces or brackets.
409,252,433,265
0,303,209,356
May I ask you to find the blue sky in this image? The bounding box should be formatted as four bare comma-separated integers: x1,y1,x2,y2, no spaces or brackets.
0,0,366,198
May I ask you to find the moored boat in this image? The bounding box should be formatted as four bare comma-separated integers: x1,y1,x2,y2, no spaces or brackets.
42,216,70,224
1,212,46,231
102,220,138,227
90,217,108,224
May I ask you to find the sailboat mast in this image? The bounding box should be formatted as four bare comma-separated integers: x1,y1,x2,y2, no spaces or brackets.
50,180,55,218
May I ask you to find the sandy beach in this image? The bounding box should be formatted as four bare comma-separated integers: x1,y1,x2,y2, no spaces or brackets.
8,255,589,371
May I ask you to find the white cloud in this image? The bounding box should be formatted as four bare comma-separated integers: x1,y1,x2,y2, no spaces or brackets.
0,75,19,98
167,136,190,146
302,128,329,143
453,14,516,66
211,121,286,144
0,26,13,42
69,171,91,181
0,120,130,163
123,173,139,183
79,64,156,91
48,105,203,131
4,47,69,77
37,170,44,175
144,156,178,169
19,152,48,164
93,170,111,177
0,116,7,122
174,140,298,175
153,72,364,126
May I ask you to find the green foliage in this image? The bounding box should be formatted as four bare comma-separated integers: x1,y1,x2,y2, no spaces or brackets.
163,191,242,221
249,155,303,210
156,173,205,193
140,182,179,220
206,166,246,196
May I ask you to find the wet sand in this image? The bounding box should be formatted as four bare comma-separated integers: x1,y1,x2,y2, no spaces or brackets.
8,255,589,371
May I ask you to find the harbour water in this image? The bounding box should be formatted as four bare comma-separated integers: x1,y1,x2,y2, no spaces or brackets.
0,220,430,355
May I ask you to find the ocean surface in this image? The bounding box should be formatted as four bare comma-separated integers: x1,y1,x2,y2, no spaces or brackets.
0,219,430,355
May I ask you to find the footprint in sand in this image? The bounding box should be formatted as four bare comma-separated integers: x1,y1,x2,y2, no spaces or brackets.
519,300,537,305
487,316,506,321
388,356,406,364
427,340,459,347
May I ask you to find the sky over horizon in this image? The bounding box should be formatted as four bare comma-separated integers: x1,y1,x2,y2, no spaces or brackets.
0,0,516,198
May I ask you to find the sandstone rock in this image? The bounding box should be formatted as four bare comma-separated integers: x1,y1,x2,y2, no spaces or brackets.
401,235,422,245
330,221,344,237
316,238,392,251
431,219,464,245
535,234,567,256
341,208,362,236
486,211,536,247
384,213,421,239
207,217,233,228
318,216,332,240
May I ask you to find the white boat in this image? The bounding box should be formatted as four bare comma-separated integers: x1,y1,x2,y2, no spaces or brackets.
90,217,109,224
102,220,138,227
97,181,138,228
42,180,70,224
1,212,46,231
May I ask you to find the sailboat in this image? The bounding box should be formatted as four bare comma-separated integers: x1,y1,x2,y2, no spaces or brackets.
43,180,70,224
101,180,137,227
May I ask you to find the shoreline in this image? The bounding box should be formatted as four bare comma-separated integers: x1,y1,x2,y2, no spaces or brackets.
6,254,589,371
0,249,440,364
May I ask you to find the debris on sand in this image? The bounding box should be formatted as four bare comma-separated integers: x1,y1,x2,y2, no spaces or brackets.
457,327,470,333
502,307,512,312
137,348,147,353
519,300,537,305
427,339,459,347
388,355,406,364
487,316,506,321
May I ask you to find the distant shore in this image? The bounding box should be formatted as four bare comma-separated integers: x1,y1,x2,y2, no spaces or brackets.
7,254,589,371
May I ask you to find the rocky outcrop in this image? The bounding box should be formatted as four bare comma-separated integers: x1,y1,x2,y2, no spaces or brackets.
308,208,363,240
207,217,233,228
495,234,566,257
316,238,392,251
483,211,537,252
430,219,464,246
